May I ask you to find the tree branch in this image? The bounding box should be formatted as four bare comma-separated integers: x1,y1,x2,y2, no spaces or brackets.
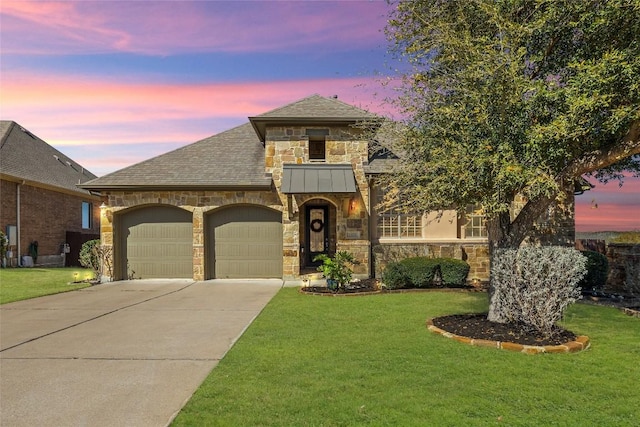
563,119,640,178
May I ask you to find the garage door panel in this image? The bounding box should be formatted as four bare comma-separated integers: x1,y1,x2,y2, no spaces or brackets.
207,206,282,279
120,206,193,279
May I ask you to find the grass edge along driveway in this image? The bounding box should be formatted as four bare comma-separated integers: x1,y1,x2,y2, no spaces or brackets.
173,288,639,426
0,268,92,304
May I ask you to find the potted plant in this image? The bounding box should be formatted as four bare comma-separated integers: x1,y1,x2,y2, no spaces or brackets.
313,251,358,292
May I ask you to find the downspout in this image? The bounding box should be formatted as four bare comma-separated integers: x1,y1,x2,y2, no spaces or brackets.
17,181,23,266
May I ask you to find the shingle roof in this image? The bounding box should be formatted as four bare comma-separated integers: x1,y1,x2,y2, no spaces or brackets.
81,95,383,191
249,94,379,141
81,122,271,190
0,121,97,196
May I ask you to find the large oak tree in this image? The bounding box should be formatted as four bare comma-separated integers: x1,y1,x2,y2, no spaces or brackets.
381,0,640,320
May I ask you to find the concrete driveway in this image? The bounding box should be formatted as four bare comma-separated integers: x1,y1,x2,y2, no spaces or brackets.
0,279,282,427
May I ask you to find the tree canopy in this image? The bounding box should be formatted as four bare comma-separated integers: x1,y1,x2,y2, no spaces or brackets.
383,0,640,249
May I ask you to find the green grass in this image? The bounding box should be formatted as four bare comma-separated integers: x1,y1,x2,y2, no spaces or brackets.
0,267,93,304
173,289,640,426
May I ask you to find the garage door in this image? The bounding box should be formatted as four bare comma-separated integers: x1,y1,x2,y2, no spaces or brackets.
207,206,282,279
119,206,193,279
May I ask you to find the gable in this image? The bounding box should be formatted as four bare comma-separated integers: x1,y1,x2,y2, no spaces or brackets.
0,121,97,196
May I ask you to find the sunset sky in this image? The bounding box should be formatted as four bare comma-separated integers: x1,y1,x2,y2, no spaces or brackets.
1,0,638,232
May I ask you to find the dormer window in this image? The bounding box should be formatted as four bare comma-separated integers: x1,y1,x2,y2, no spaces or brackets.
306,129,329,161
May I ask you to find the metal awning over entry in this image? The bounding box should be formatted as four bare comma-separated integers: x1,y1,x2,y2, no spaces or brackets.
281,164,357,194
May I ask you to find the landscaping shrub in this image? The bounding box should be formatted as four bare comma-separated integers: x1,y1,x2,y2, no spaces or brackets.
439,258,470,287
381,261,409,290
79,240,100,277
489,246,587,337
79,240,113,282
579,250,609,290
382,257,471,289
400,257,439,288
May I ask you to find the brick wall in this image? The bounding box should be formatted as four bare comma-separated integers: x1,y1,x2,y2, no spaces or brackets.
0,179,100,266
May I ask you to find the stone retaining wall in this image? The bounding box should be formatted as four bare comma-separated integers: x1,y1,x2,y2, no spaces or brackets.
606,243,640,294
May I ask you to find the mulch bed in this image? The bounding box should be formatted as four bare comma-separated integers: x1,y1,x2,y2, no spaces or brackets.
431,313,577,346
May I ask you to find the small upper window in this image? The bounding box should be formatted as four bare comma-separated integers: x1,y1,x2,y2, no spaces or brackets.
309,136,326,160
307,129,329,161
82,202,92,229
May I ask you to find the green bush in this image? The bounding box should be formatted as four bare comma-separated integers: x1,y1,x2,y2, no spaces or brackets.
382,257,471,289
439,258,470,286
79,240,100,279
579,251,609,290
402,257,440,288
381,261,409,290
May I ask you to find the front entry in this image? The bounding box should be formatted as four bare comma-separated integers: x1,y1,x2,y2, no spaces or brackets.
305,205,329,267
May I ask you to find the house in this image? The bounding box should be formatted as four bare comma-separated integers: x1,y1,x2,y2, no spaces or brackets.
0,121,101,267
80,95,576,282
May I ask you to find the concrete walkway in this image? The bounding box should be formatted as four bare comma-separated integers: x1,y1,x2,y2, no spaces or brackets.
0,279,282,427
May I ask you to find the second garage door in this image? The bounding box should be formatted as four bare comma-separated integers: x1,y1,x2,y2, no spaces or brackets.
207,206,282,279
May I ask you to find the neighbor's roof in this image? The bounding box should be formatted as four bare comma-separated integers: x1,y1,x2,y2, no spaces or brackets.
249,94,379,142
0,120,98,196
81,122,272,190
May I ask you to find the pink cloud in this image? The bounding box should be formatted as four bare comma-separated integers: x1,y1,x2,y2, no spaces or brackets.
1,1,390,55
2,70,394,175
575,176,640,231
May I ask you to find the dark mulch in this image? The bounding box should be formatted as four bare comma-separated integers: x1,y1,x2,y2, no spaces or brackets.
432,313,577,346
301,279,379,294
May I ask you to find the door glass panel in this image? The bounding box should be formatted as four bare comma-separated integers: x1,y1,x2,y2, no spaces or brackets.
309,208,325,252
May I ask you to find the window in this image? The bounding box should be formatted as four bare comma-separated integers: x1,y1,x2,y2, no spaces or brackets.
464,204,487,238
82,202,92,229
309,137,326,160
306,129,329,161
375,187,422,238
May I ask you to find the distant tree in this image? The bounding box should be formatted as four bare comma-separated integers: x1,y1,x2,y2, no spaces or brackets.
382,0,640,321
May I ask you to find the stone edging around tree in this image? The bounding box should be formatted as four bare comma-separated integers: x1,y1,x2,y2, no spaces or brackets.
623,307,640,318
426,318,590,354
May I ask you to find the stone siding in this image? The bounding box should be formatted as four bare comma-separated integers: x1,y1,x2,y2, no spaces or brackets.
101,190,282,281
372,242,489,287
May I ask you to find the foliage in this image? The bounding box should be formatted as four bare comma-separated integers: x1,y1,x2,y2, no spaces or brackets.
382,1,640,251
382,257,470,289
400,257,440,288
489,247,587,336
79,240,113,282
611,231,640,243
579,250,609,290
0,268,92,304
79,240,99,277
439,258,471,286
314,251,358,291
381,260,409,290
174,288,640,426
0,231,8,265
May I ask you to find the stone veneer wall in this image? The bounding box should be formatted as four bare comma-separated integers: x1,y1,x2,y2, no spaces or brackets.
605,243,640,294
264,125,372,277
372,242,490,287
100,190,283,281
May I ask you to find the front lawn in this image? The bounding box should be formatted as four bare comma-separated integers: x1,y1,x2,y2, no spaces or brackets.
0,267,93,304
173,289,639,426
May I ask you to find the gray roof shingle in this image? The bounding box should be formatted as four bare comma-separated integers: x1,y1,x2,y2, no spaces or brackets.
81,122,271,190
249,94,379,141
81,95,382,191
0,121,97,195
